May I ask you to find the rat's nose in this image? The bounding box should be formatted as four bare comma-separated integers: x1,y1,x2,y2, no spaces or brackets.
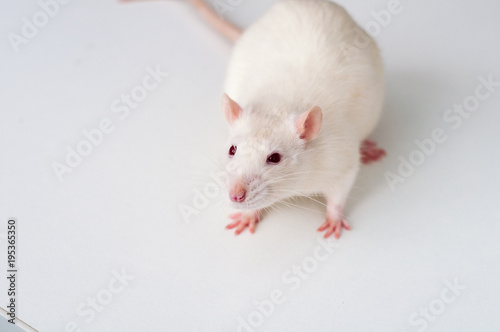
230,192,246,202
229,182,246,202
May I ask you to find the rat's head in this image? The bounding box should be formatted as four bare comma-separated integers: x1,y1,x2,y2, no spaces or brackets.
221,93,322,210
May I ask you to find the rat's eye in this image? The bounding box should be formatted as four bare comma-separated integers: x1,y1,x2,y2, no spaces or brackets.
267,153,281,164
229,145,237,157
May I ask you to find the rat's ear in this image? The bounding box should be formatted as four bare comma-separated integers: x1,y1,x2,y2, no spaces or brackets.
295,106,323,141
222,93,243,124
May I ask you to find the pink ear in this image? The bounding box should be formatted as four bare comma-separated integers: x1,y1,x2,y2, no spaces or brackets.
295,106,323,141
222,93,243,124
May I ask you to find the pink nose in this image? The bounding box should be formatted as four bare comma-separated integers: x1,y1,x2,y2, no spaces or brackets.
230,192,246,202
230,182,246,202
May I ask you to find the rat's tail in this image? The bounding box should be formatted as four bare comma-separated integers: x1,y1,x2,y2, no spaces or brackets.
120,0,242,42
187,0,242,42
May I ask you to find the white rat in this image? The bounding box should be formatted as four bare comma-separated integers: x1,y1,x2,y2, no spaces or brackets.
124,0,386,238
216,0,386,238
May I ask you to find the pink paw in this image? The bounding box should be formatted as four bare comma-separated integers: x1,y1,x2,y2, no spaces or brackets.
360,139,386,164
226,211,261,235
317,215,351,239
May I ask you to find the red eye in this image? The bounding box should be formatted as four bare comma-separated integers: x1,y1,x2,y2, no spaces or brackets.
229,145,237,157
267,153,281,164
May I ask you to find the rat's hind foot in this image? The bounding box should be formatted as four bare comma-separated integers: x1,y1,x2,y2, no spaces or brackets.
318,214,351,239
360,139,386,164
226,210,261,235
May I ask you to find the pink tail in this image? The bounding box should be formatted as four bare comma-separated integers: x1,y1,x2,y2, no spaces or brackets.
121,0,242,42
187,0,242,42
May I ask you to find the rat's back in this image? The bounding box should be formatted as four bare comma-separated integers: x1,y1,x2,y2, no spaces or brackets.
223,0,384,141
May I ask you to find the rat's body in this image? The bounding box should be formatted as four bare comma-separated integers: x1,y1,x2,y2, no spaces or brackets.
123,0,385,237
222,0,385,238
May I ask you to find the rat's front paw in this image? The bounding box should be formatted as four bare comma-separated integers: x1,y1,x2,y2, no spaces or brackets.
226,210,261,235
318,214,351,239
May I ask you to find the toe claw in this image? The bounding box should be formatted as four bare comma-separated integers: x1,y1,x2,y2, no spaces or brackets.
226,220,240,229
324,228,333,238
335,227,341,239
317,222,329,232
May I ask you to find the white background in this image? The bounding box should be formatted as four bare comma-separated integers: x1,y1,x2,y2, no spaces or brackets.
1,0,500,331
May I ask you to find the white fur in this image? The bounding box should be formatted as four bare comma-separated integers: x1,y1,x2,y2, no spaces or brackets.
222,0,384,211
